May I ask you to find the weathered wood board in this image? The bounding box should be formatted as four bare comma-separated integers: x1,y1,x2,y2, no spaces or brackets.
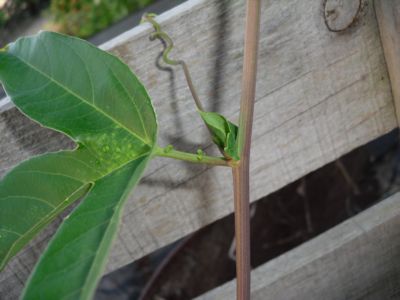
375,0,400,125
197,191,400,300
0,0,397,297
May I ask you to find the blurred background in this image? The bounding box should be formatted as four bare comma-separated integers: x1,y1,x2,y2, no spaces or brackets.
0,0,154,44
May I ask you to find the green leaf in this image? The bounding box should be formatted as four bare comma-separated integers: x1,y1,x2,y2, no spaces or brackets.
21,156,150,300
199,111,239,160
0,31,157,270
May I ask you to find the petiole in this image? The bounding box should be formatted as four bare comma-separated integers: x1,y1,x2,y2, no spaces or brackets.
153,145,231,167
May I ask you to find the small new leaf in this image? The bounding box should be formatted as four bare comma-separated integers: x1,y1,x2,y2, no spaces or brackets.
199,111,239,161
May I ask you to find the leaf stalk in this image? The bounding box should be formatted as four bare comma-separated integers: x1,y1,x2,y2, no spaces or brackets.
154,146,230,167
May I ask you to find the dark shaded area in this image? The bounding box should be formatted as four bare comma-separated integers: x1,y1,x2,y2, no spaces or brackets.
0,0,49,28
0,0,50,48
95,129,400,299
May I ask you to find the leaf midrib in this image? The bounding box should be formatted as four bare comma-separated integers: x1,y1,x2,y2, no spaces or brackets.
23,157,148,299
57,37,152,142
9,52,151,146
80,158,146,300
56,35,152,142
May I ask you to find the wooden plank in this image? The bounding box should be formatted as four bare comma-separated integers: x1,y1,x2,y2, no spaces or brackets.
0,97,11,114
0,0,396,297
197,192,400,300
375,0,400,125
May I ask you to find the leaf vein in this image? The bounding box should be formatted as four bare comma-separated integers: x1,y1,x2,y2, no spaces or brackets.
11,54,150,145
0,195,55,208
14,170,85,184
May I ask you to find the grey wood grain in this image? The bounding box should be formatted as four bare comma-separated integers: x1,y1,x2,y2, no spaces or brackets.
197,191,400,300
0,0,397,297
375,0,400,125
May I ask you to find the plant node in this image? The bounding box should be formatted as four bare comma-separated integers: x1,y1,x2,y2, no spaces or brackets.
164,144,174,153
197,149,204,161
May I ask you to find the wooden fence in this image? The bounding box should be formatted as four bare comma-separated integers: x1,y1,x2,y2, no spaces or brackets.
0,0,399,298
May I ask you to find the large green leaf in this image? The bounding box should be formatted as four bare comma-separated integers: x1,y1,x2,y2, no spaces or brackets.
21,156,150,300
0,31,157,272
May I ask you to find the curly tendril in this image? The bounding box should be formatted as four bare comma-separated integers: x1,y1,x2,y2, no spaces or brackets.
141,13,204,111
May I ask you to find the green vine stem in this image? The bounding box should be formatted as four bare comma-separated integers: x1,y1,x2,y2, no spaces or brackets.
141,13,204,111
153,146,230,167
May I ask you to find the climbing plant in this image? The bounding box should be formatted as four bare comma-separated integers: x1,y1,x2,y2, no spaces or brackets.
0,1,260,298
